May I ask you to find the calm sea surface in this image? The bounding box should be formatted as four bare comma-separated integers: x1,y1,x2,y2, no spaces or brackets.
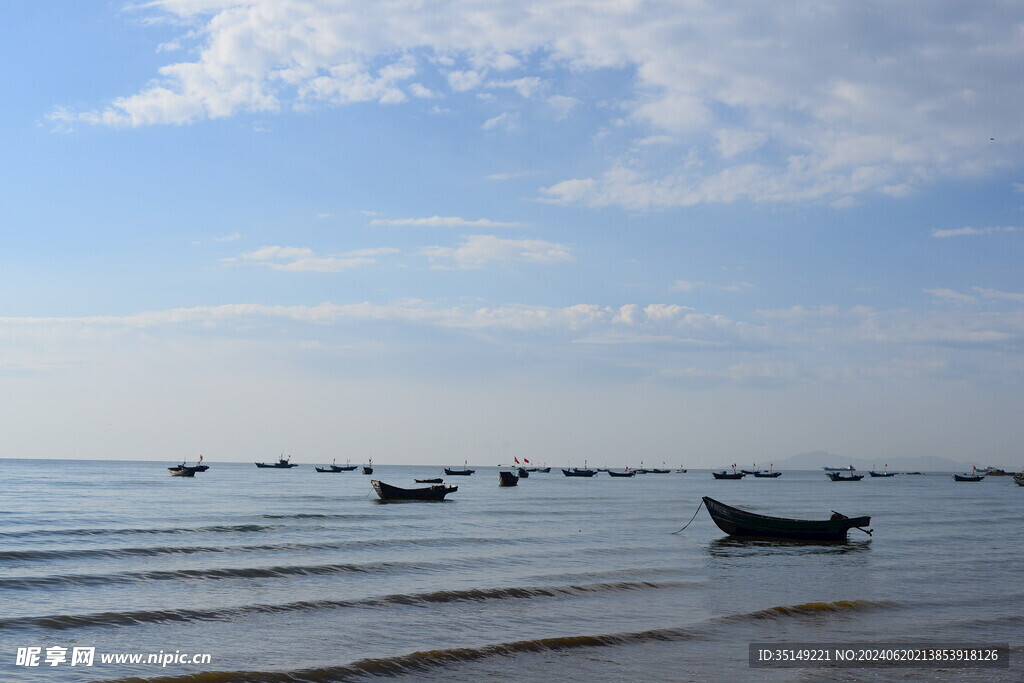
1,459,1020,682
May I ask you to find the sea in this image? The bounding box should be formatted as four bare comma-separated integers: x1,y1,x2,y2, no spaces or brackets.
1,459,1020,682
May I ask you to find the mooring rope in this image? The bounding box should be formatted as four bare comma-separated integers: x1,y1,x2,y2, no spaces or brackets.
671,498,705,534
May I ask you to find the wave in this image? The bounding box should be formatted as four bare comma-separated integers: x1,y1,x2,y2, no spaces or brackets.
0,536,503,564
0,580,679,631
0,559,426,591
99,599,906,682
716,599,898,624
0,523,278,539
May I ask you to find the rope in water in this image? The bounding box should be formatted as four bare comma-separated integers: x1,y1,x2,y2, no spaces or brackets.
671,498,705,534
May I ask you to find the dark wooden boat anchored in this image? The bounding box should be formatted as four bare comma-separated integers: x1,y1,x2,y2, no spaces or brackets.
316,459,347,473
170,455,207,473
648,468,670,474
371,479,457,501
608,470,635,477
869,471,895,477
562,468,597,477
826,472,863,481
1014,475,1024,487
168,466,198,477
255,456,297,469
415,478,443,484
517,467,529,478
498,470,519,486
753,471,782,478
702,496,871,541
534,467,551,473
712,471,745,479
444,467,475,475
953,474,983,482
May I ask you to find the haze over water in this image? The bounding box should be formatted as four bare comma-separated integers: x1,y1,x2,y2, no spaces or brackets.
0,459,1019,681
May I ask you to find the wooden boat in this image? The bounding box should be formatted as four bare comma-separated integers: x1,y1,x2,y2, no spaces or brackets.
826,472,863,481
255,456,297,468
608,470,635,477
702,496,871,541
753,471,782,478
517,467,529,478
170,456,207,473
712,471,745,480
534,467,551,473
498,470,519,486
648,468,670,474
1014,475,1024,487
168,466,197,477
371,480,457,501
362,466,373,475
675,469,687,473
562,468,597,477
953,474,983,482
415,478,443,484
444,467,475,475
822,465,856,471
869,471,895,477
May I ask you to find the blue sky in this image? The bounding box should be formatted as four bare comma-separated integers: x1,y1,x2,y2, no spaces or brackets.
2,1,1023,467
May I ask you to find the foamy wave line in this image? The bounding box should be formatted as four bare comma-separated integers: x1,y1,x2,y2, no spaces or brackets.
715,599,897,623
0,581,678,631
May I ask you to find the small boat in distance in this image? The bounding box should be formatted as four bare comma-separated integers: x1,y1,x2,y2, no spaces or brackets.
608,470,635,477
316,459,347,473
444,467,475,475
702,497,871,541
868,463,894,477
517,467,529,478
562,468,597,477
255,456,298,469
1014,475,1024,487
712,471,745,480
753,471,782,478
953,474,983,482
362,458,373,475
371,480,457,501
822,465,856,471
170,455,207,473
826,472,863,481
498,470,519,487
415,478,443,484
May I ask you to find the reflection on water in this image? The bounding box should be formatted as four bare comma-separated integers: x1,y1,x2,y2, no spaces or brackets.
704,536,873,558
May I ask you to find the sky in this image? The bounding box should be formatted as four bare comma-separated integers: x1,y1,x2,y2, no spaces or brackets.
1,1,1023,467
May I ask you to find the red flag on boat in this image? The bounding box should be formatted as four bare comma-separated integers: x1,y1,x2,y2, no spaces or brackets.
514,457,520,464
523,458,530,464
199,454,203,461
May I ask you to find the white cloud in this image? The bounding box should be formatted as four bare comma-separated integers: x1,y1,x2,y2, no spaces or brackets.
48,1,1024,206
547,95,579,120
924,288,978,304
420,234,573,269
482,112,519,131
487,77,542,98
972,286,1024,302
233,245,398,272
370,215,521,228
930,226,1019,238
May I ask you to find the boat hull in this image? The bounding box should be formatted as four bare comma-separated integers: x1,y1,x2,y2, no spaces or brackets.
826,473,864,481
444,468,475,475
608,470,635,477
868,471,895,477
703,496,870,541
498,471,519,487
953,474,983,481
371,480,457,501
712,471,745,479
169,467,197,477
753,471,782,478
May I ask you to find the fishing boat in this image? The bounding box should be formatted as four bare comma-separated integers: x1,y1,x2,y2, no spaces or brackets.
822,465,856,472
315,459,347,473
712,471,745,480
170,455,207,473
444,467,475,476
517,467,529,478
415,478,444,484
702,496,871,541
753,471,782,478
826,472,863,481
869,471,895,477
675,468,687,473
498,470,519,487
1014,475,1024,487
562,468,597,477
534,467,551,473
168,466,198,477
255,456,297,469
371,480,457,501
648,468,670,474
362,458,373,475
608,470,636,477
334,461,358,471
953,474,983,482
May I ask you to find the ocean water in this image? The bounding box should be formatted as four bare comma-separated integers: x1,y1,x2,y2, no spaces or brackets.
0,459,1020,682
